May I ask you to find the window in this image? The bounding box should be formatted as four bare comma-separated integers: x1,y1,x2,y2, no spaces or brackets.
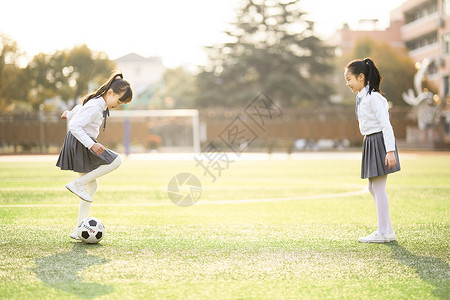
406,31,438,51
443,33,450,55
444,0,450,16
444,76,449,96
427,60,438,75
404,0,438,23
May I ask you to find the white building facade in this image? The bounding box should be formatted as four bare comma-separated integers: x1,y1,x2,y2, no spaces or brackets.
115,53,166,94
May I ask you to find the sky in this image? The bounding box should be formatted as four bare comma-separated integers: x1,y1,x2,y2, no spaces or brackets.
0,0,406,68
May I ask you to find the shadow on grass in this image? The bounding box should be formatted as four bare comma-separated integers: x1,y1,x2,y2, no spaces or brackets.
31,242,113,299
385,242,450,300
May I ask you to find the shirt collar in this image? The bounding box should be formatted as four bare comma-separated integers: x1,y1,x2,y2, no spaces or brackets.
357,85,370,99
97,96,107,111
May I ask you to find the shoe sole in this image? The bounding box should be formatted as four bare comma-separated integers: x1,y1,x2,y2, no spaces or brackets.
65,184,93,203
358,238,396,243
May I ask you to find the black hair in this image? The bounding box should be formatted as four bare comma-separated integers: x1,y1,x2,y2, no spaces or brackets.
345,58,382,94
82,71,133,105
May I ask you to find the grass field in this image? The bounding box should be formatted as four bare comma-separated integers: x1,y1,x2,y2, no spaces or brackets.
0,152,449,299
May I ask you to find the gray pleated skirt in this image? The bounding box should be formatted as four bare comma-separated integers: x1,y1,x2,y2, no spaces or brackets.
361,132,400,179
56,131,118,173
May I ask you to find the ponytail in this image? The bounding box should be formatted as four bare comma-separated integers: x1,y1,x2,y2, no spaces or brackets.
82,71,133,105
364,58,382,94
346,57,382,94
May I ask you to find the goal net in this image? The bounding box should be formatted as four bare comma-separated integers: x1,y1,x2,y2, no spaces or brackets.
100,109,200,154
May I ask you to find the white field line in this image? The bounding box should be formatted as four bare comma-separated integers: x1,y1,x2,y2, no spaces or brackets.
0,181,365,192
0,187,367,208
207,188,367,205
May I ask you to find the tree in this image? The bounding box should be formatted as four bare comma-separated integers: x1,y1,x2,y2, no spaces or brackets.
0,34,29,111
345,37,416,106
27,44,115,110
65,45,115,102
160,67,197,108
26,51,66,110
196,0,335,108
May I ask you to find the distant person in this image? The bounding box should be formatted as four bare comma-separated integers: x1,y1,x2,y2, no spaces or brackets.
56,72,132,240
344,58,400,243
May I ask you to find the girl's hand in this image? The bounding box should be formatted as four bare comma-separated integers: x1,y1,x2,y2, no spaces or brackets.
385,151,397,170
61,111,69,119
91,143,105,155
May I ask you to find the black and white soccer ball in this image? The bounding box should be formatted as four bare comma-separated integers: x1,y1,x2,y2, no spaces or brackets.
76,217,105,244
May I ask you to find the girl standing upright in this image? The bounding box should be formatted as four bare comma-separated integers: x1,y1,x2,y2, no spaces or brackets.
57,72,132,240
344,58,400,243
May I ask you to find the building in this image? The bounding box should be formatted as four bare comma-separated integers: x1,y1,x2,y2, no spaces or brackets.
328,0,450,146
114,53,166,109
327,19,405,104
391,0,450,145
114,53,166,94
391,0,450,99
330,0,450,100
330,19,404,57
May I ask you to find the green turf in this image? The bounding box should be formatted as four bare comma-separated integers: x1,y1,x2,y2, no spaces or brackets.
0,152,449,299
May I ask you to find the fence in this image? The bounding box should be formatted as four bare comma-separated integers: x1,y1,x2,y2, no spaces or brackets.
0,107,416,154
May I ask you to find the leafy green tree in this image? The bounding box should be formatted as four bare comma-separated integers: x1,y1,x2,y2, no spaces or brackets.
66,45,115,102
196,0,335,108
27,44,115,110
160,67,197,108
26,51,66,109
0,34,29,111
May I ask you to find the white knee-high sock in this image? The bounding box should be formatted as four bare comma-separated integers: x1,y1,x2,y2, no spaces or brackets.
77,179,97,226
76,156,122,185
368,178,376,204
371,175,393,235
74,157,120,229
86,179,98,196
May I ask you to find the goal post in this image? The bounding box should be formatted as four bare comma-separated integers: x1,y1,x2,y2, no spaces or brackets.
110,109,201,154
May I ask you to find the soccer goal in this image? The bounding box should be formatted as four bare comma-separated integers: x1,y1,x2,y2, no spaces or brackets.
107,109,201,154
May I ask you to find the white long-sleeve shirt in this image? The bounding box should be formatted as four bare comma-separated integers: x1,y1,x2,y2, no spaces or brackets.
356,85,396,152
67,96,107,149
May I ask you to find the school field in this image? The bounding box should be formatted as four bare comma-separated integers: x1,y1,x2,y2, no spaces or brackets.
0,151,448,300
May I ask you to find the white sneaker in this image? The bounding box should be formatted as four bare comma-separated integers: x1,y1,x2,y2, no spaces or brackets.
66,180,93,202
358,231,390,243
70,230,80,240
386,232,396,242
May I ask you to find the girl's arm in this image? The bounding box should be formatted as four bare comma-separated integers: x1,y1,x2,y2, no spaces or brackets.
371,95,397,169
65,104,82,122
68,106,98,150
370,95,396,152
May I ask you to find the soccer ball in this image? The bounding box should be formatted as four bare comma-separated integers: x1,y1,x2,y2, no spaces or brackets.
76,217,105,244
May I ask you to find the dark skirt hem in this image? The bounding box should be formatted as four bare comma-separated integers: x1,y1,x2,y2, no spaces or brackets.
56,131,118,173
361,132,400,179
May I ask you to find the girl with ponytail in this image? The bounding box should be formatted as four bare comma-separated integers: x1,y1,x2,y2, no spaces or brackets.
344,58,400,243
56,72,133,240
